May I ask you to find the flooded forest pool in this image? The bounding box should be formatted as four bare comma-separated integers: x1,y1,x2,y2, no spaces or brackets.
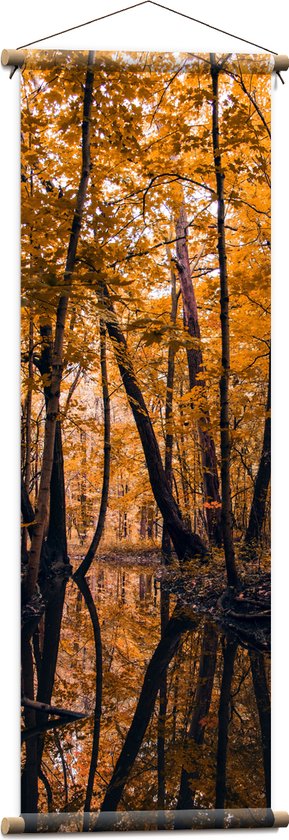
27,558,270,818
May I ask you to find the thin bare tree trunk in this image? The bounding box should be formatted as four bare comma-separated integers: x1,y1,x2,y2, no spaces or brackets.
24,312,34,494
177,388,192,530
245,357,271,558
21,478,35,539
63,364,82,415
22,313,34,557
210,56,239,587
157,586,170,815
75,320,111,578
175,204,222,546
80,429,88,544
162,259,178,562
25,52,95,601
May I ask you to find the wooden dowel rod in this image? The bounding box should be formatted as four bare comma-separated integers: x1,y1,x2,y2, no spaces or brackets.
274,55,289,72
274,811,289,827
1,49,289,72
1,818,25,835
1,811,289,833
1,50,25,68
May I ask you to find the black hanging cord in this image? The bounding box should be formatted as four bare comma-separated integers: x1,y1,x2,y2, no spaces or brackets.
17,0,278,56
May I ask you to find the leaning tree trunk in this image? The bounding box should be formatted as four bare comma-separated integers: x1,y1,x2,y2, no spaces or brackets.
244,356,271,558
175,203,222,547
75,319,111,579
210,56,239,587
24,51,95,602
98,281,207,563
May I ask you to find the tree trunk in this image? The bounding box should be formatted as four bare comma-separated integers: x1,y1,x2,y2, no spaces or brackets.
21,314,34,557
162,256,178,562
75,320,111,578
210,57,239,587
21,638,38,814
177,387,192,530
24,312,34,494
79,429,88,544
157,586,170,814
244,358,271,558
99,281,207,563
25,52,95,601
249,651,271,806
175,204,222,547
21,477,35,539
26,317,70,708
215,635,238,820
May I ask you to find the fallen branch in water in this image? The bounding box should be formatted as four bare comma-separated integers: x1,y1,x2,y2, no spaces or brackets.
21,697,86,720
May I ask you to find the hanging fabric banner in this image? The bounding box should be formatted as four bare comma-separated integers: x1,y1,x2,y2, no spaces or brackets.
11,47,284,832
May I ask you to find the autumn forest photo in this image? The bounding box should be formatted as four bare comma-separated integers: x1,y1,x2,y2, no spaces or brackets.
21,50,271,829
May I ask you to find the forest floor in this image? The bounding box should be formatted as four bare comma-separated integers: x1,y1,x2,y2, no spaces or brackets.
160,563,271,651
90,545,162,567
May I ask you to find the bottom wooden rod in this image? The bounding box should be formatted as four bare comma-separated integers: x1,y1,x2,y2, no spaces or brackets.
1,810,289,833
1,819,25,835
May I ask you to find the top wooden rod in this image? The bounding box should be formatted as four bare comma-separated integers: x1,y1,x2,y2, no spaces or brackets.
1,48,289,72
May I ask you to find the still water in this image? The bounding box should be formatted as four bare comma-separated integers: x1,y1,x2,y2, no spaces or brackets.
22,560,270,819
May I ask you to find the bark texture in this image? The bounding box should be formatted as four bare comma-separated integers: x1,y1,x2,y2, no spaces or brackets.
210,57,239,587
162,259,178,561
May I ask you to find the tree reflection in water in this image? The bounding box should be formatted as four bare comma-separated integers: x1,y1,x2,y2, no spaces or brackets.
21,561,270,825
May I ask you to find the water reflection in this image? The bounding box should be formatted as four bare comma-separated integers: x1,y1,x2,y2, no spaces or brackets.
21,560,270,822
